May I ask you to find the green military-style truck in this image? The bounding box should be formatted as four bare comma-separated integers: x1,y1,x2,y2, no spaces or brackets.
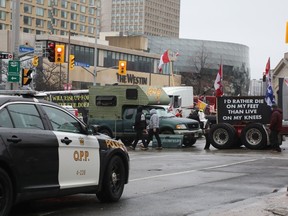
88,85,202,147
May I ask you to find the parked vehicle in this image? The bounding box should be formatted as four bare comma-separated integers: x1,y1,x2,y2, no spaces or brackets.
208,96,276,150
0,90,130,216
88,85,202,147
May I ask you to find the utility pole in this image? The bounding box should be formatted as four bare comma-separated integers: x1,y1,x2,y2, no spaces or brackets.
9,0,20,90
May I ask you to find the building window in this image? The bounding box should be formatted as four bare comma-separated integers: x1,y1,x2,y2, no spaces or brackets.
70,23,77,31
80,5,86,13
36,7,44,16
88,26,94,34
36,30,43,35
61,11,67,19
36,0,44,5
71,3,77,11
0,23,6,30
23,16,32,26
0,11,5,20
89,7,95,15
23,28,32,33
88,17,94,25
36,19,44,27
80,15,86,23
71,13,77,20
61,0,68,9
23,4,32,14
80,25,85,32
61,20,67,28
0,0,5,7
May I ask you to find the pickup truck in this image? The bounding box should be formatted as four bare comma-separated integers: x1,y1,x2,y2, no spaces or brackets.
88,85,202,147
89,105,202,147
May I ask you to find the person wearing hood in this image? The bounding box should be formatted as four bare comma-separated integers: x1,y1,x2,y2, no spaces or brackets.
129,106,147,150
144,109,162,150
269,103,283,152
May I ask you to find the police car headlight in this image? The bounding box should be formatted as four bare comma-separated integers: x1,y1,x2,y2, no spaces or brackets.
176,124,187,129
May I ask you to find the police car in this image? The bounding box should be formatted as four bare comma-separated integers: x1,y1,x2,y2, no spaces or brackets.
0,90,129,216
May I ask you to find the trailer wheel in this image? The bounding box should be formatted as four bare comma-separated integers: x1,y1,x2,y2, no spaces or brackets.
209,123,237,149
240,123,268,150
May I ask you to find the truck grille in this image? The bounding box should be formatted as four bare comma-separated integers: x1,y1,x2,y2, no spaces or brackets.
187,123,199,130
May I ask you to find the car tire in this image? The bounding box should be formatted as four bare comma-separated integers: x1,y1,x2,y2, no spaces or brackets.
240,123,268,150
98,128,113,138
96,156,125,202
0,168,13,216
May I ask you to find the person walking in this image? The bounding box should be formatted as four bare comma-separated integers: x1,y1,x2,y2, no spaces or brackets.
144,109,162,150
269,103,283,152
129,106,147,150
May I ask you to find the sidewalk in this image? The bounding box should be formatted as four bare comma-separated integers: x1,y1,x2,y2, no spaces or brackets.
207,187,288,216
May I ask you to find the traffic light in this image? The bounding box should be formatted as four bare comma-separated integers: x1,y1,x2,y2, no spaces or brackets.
69,55,75,70
118,60,127,75
47,42,56,62
22,68,33,86
55,44,65,64
263,72,266,82
286,22,288,44
32,56,39,67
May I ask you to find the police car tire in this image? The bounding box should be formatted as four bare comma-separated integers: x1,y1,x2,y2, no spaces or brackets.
96,156,125,202
0,168,13,216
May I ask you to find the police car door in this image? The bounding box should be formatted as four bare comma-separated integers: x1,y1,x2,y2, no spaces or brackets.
0,103,59,192
41,105,100,189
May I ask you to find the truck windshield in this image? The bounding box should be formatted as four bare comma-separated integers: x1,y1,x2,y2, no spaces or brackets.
155,108,175,118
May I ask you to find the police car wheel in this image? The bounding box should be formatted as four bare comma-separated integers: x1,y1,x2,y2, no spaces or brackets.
96,156,125,202
0,168,13,216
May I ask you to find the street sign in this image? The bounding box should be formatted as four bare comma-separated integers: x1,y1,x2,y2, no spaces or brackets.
75,61,90,68
8,60,20,83
19,46,34,53
34,42,43,56
0,53,13,59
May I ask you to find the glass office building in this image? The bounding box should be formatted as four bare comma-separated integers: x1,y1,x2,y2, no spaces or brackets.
147,36,250,96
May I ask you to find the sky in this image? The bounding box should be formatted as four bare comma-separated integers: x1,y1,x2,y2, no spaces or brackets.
179,0,288,80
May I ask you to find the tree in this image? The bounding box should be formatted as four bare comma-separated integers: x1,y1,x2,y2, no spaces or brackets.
34,58,67,91
181,42,212,95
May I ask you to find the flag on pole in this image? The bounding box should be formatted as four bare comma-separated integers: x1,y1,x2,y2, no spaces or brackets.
158,50,170,72
214,64,223,97
265,57,270,77
265,60,275,107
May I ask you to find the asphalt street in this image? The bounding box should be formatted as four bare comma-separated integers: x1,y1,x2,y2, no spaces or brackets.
10,137,288,216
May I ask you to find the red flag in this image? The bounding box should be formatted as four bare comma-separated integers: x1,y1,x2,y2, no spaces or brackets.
158,50,170,72
214,64,223,97
265,57,270,77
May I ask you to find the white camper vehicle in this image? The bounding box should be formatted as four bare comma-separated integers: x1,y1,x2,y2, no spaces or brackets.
162,86,194,117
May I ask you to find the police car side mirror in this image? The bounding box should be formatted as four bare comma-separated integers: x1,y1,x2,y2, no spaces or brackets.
87,125,99,135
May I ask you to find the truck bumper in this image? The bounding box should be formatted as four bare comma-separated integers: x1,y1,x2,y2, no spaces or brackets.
174,129,203,145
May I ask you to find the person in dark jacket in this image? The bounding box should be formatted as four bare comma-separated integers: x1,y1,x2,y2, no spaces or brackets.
269,104,283,152
129,106,147,150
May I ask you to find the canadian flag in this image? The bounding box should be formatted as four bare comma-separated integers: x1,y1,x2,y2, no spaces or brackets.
265,57,270,77
214,64,223,97
158,50,170,72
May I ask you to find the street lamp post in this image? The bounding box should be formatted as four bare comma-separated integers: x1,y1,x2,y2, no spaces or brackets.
93,19,97,86
92,3,99,86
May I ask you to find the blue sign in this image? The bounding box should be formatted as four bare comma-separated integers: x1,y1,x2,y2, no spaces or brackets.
19,46,34,53
75,61,90,68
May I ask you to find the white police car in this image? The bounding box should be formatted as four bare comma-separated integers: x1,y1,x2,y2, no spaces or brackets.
0,91,129,216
